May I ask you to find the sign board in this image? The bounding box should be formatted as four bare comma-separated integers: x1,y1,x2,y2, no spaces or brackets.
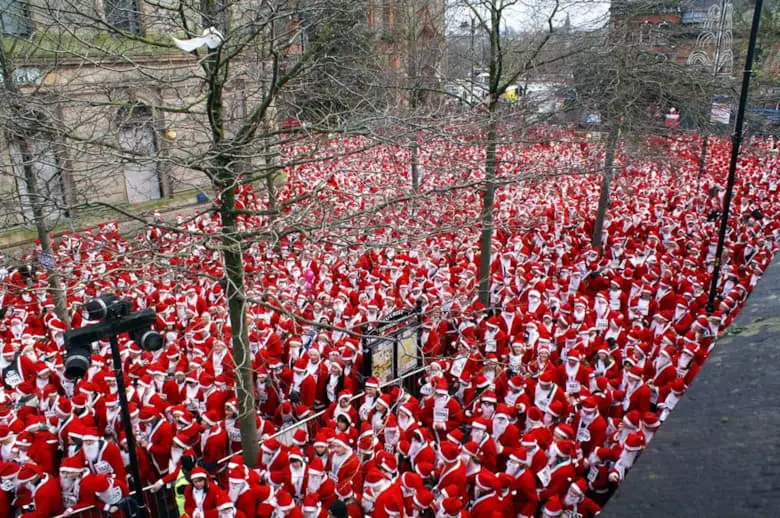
396,327,420,376
367,337,394,384
36,251,56,269
711,97,731,125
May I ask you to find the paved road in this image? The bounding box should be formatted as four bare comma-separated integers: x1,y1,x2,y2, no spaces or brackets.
604,255,780,517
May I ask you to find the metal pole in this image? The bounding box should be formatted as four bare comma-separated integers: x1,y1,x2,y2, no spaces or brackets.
706,0,764,313
110,334,149,518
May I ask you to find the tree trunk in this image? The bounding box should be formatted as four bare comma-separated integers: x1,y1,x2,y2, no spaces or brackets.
591,129,619,249
218,180,259,467
478,101,499,307
17,137,69,327
410,140,419,193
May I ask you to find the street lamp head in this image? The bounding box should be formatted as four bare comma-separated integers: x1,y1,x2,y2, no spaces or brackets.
85,295,132,321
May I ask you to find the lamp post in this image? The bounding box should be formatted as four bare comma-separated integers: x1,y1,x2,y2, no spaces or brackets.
706,0,764,313
64,296,163,518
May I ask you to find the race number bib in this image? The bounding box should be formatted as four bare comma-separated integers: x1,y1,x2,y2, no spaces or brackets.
95,461,114,474
4,370,22,388
576,426,591,443
450,359,465,379
433,407,449,425
595,318,608,331
537,466,552,487
485,339,496,353
100,486,123,505
587,465,599,483
566,380,581,394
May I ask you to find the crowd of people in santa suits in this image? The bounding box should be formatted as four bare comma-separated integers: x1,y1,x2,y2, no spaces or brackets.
0,133,778,518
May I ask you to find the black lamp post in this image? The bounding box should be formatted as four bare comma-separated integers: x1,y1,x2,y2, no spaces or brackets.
706,0,764,313
64,295,163,518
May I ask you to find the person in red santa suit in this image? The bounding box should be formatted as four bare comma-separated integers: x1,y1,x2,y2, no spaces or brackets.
622,366,652,415
468,417,498,472
490,404,520,461
534,370,569,415
481,317,509,360
306,457,336,510
78,426,127,482
438,497,469,518
289,358,317,408
0,342,35,389
434,441,467,500
274,489,304,518
421,379,464,439
646,345,677,406
470,469,502,517
183,467,227,518
199,411,229,476
138,407,175,478
503,447,539,518
70,472,128,517
14,463,63,518
226,467,261,518
556,347,592,396
257,437,289,477
255,367,280,419
406,427,435,474
538,439,578,502
367,467,404,518
325,390,358,429
608,431,646,485
301,494,326,518
570,397,607,458
561,478,601,518
328,433,361,493
276,447,309,503
357,377,380,422
184,286,209,318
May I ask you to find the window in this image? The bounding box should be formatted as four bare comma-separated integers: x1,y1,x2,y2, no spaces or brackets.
10,138,67,224
0,0,31,36
117,104,162,204
104,0,141,34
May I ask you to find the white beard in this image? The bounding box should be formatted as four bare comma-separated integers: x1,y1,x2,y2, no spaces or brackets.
229,482,245,502
307,474,322,494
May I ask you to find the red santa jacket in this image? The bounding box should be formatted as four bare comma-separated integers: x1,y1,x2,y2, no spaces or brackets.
470,491,502,517
20,473,63,518
83,440,128,483
146,418,175,476
200,423,229,473
510,468,539,518
435,460,468,500
183,482,227,518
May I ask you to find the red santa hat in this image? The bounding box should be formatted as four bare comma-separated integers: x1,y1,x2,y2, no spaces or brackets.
190,467,208,480
261,437,281,454
59,455,86,473
275,490,295,511
331,433,351,450
16,464,42,484
441,498,463,516
542,496,563,516
438,441,460,464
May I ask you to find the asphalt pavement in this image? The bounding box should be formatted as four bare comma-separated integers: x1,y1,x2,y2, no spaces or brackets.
604,255,780,517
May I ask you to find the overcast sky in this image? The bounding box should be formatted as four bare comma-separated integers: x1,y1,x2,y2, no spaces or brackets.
448,0,612,33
